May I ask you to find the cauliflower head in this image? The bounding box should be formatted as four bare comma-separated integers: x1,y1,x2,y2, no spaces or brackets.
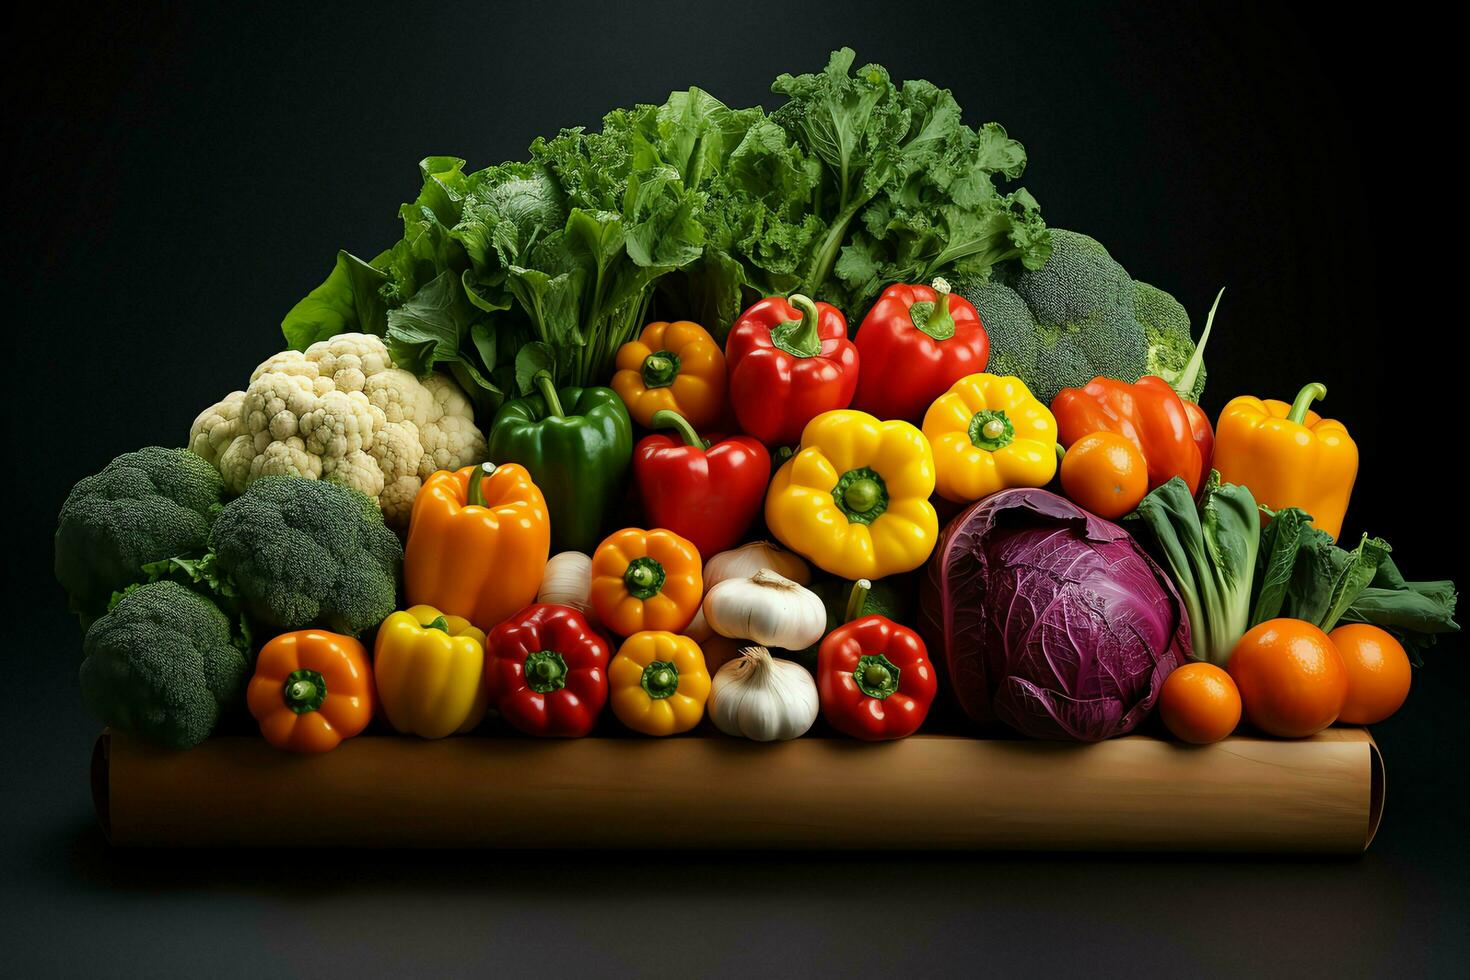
189,334,487,529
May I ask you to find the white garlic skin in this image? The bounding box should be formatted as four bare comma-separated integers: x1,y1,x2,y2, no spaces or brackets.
703,541,810,589
708,646,819,741
536,551,597,625
702,569,826,650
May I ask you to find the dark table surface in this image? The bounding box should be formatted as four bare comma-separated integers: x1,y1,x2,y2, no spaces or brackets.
5,1,1465,976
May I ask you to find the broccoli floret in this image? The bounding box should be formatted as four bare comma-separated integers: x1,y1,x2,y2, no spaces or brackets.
209,476,402,636
958,229,1204,405
80,580,249,749
55,447,226,625
1136,281,1206,402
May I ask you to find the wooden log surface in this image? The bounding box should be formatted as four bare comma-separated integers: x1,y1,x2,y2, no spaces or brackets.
93,728,1384,853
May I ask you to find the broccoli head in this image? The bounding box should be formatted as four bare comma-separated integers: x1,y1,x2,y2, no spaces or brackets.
209,476,402,636
55,447,226,625
957,229,1205,405
80,580,249,749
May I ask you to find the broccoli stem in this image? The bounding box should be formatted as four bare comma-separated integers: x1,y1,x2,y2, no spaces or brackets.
1171,287,1224,402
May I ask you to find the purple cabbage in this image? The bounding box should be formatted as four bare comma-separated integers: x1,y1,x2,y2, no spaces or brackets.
922,489,1191,741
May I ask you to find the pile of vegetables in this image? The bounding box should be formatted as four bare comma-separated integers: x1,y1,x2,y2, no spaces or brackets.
57,50,1457,757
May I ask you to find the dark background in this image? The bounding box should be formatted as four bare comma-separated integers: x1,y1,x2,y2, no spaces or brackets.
4,1,1464,976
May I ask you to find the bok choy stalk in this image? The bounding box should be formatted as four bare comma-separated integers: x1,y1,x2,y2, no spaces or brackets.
1124,472,1260,666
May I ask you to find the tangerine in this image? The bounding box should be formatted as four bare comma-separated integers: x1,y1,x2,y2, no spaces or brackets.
1059,432,1148,519
1329,624,1412,725
1227,618,1347,738
1159,661,1242,744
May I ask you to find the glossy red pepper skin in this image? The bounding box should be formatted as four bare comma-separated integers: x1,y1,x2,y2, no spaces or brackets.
634,415,771,558
725,295,859,446
818,614,937,741
487,604,610,738
851,282,988,422
1052,376,1214,495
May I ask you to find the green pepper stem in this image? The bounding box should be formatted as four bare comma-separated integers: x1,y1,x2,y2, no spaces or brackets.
641,351,680,389
770,294,823,358
424,615,450,633
1286,382,1328,425
844,579,872,624
466,462,495,508
915,277,956,341
650,410,706,449
286,680,315,704
1171,286,1224,401
640,660,680,700
535,370,565,419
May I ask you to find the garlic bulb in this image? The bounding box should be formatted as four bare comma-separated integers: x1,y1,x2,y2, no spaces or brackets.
702,569,826,650
708,646,819,741
683,606,714,643
536,551,597,624
704,541,810,590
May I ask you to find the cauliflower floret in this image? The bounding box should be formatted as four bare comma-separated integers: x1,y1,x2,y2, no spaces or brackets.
189,390,245,466
188,332,488,529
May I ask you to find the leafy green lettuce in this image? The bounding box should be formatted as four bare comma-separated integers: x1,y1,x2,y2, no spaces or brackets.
1251,506,1459,663
280,50,1049,417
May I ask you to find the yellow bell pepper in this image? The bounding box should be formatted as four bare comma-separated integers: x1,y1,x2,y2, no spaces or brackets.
609,631,710,736
1213,381,1358,541
921,373,1058,503
611,320,727,429
372,605,491,738
765,409,938,580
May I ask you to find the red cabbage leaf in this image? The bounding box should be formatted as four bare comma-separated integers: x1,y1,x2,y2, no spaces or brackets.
922,489,1191,741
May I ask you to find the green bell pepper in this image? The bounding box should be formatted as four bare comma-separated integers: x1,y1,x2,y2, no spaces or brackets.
489,371,633,554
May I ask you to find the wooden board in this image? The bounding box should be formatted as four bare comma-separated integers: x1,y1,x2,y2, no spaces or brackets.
92,728,1384,853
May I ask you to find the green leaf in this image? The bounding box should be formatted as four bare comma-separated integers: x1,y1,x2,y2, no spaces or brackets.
514,341,557,394
383,270,470,377
281,250,390,349
1124,472,1258,665
1252,507,1311,624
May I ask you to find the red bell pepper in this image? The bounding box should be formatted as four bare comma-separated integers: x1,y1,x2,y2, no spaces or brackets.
725,294,859,446
851,278,989,422
817,582,937,740
487,604,610,738
634,410,771,557
1053,377,1213,495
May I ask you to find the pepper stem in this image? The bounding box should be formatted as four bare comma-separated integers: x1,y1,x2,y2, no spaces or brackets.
844,579,872,624
640,351,681,389
1286,382,1328,425
424,615,450,633
910,277,957,341
534,370,565,419
769,294,823,358
853,653,901,700
623,556,666,600
524,650,569,694
466,462,495,508
650,410,706,449
1171,286,1224,401
640,660,680,700
282,668,326,714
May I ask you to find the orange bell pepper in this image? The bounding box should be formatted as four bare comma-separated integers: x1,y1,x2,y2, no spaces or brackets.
247,630,374,753
611,320,727,429
404,462,551,630
589,527,703,636
1213,382,1358,541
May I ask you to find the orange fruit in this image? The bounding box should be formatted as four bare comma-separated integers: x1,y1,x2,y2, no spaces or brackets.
1059,432,1148,519
1227,619,1347,738
1158,662,1242,743
1329,624,1412,725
